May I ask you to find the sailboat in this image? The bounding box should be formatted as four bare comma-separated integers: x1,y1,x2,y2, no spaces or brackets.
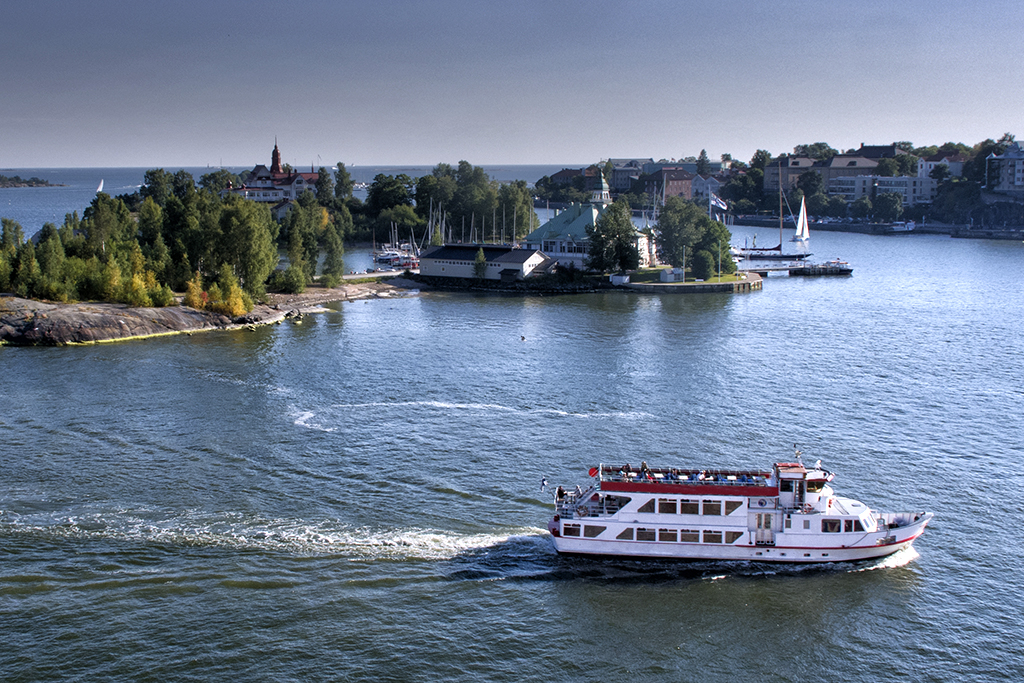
96,179,104,193
732,162,812,261
790,196,810,242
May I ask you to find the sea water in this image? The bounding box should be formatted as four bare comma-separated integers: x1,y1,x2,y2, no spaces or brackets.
2,181,1024,681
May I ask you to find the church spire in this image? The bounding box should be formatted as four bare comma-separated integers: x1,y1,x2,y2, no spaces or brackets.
271,138,282,174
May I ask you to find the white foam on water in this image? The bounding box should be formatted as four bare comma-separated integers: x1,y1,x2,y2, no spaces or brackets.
328,400,651,421
290,408,336,432
851,545,920,572
4,508,547,562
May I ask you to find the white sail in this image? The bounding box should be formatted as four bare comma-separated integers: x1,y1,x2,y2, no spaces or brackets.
791,196,810,242
96,179,104,193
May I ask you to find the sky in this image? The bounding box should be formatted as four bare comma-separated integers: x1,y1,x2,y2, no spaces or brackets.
1,0,1020,168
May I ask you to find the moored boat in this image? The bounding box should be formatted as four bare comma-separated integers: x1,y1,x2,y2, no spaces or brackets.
548,458,931,563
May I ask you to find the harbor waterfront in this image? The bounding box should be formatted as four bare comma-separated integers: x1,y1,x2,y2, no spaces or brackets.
2,184,1024,681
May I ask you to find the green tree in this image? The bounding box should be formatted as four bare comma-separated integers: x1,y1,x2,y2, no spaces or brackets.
473,247,488,278
749,150,772,170
315,167,334,204
285,191,324,283
321,223,345,287
873,193,903,222
827,195,848,218
895,154,918,176
850,196,873,219
449,161,498,235
141,169,174,206
137,196,163,247
35,223,66,281
172,170,196,201
585,199,639,273
415,172,458,220
875,158,899,177
217,196,277,298
334,162,354,200
1,218,25,255
793,142,838,161
655,196,706,267
929,164,952,182
805,192,831,217
496,180,533,241
691,250,715,280
199,169,240,194
366,173,412,216
796,170,824,196
81,193,135,260
695,149,712,176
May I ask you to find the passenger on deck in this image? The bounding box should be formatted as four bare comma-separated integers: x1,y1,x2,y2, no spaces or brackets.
555,486,566,501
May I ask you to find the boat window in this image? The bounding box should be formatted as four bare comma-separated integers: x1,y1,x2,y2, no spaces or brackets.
780,480,794,492
637,499,656,513
724,501,743,515
636,528,656,541
844,519,865,532
803,520,810,530
822,520,841,533
703,530,723,544
806,480,825,493
616,528,634,540
679,530,699,543
785,517,792,529
584,525,606,538
679,500,699,515
658,499,677,514
659,529,677,542
725,531,744,544
702,501,721,516
563,524,581,537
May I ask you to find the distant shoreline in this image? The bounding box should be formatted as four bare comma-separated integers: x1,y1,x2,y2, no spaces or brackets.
0,174,64,188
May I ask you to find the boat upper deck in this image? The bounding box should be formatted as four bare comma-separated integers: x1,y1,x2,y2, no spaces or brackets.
597,464,778,497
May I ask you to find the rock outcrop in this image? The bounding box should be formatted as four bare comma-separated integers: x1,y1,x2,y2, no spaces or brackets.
0,297,231,345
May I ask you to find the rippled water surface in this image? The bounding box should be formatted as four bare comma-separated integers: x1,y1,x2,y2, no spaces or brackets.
3,225,1024,682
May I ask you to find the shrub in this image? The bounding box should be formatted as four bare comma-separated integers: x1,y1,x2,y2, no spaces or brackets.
183,271,205,309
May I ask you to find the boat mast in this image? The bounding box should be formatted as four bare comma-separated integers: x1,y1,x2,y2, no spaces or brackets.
778,160,784,249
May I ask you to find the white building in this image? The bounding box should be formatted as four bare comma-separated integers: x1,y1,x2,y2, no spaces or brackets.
418,245,555,281
223,142,320,220
828,175,936,206
987,142,1024,196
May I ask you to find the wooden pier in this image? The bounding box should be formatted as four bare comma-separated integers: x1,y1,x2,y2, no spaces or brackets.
739,261,852,276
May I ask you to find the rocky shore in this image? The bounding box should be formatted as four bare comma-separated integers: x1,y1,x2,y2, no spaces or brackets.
0,280,414,346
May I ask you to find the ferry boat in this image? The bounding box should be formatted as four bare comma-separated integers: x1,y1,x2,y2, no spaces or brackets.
548,458,932,563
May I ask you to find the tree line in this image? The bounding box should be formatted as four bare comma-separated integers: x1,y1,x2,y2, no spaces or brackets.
0,160,543,309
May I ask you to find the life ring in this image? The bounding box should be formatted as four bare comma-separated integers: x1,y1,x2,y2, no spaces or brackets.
757,499,767,507
577,506,588,517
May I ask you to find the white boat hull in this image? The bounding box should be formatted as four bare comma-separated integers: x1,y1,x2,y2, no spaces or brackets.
550,514,930,563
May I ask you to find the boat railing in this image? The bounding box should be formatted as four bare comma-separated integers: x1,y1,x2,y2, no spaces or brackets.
599,465,772,488
554,485,597,518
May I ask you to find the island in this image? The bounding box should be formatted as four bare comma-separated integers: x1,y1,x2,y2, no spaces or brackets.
0,174,63,188
0,278,418,346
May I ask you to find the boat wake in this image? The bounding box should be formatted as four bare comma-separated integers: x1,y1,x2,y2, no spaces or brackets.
327,400,651,421
0,506,550,563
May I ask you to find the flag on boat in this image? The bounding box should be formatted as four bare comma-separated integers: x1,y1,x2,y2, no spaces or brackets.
710,192,728,210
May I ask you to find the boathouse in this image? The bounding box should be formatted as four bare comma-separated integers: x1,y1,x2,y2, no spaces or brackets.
418,245,555,282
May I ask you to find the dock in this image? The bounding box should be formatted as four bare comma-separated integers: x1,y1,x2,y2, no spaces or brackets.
739,261,852,276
